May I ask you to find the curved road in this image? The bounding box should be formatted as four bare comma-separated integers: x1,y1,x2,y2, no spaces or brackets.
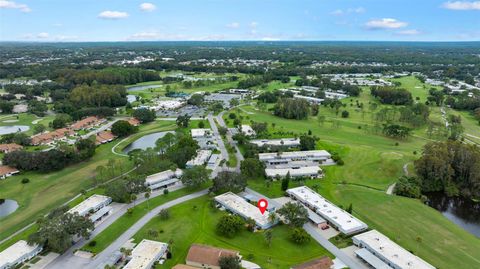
47,189,208,269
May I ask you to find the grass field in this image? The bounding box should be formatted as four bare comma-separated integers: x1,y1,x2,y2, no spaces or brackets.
0,113,55,136
131,195,332,269
0,120,177,246
221,76,480,268
81,185,209,254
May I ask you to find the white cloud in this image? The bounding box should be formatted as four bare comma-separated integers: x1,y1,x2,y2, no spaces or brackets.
98,11,129,20
0,0,31,12
397,29,421,35
250,21,258,28
365,18,408,30
442,1,480,10
331,7,365,16
226,22,240,29
140,3,156,12
37,32,49,39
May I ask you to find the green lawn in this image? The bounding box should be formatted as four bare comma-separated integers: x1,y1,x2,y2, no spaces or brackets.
0,113,55,136
225,96,480,268
132,195,332,269
81,185,209,254
0,120,176,245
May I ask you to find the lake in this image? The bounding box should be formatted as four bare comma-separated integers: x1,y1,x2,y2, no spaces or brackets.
122,131,175,153
127,84,163,92
0,125,30,135
426,192,480,238
0,199,19,217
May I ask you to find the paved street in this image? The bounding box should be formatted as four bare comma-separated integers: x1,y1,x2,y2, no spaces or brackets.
46,185,192,269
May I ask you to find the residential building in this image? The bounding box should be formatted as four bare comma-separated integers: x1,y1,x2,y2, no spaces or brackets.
324,91,348,100
249,138,300,149
240,125,256,137
265,165,322,179
144,169,183,190
128,118,141,126
215,192,276,230
123,239,169,269
287,186,368,235
186,244,241,269
30,128,75,146
0,240,42,269
71,116,105,131
353,230,436,269
291,256,333,269
206,154,221,170
172,265,197,269
67,194,112,224
294,94,324,104
95,131,116,145
191,129,217,150
258,150,333,166
186,150,212,168
0,166,19,179
0,143,23,153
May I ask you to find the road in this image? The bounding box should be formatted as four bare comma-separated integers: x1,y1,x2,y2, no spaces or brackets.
303,224,369,269
85,189,208,269
46,185,193,269
81,118,123,140
207,113,228,162
216,111,244,172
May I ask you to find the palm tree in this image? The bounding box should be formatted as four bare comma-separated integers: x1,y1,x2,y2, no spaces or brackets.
130,194,137,207
144,191,151,210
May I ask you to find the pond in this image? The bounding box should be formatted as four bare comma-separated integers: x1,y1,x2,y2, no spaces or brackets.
425,192,480,238
127,84,163,92
0,199,19,217
0,125,30,135
122,131,175,153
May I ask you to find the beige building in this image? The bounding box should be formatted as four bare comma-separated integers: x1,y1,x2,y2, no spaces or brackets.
185,244,240,269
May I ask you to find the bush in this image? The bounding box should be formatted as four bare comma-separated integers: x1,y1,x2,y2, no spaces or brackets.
290,228,311,245
88,241,97,247
341,110,349,118
159,209,170,220
21,178,30,184
216,214,244,238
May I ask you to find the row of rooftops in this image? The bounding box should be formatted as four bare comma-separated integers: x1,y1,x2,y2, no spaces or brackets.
67,194,112,218
258,150,332,162
214,192,274,229
0,240,42,269
0,143,23,153
144,169,183,187
287,186,368,235
353,230,436,269
250,138,300,148
186,149,212,167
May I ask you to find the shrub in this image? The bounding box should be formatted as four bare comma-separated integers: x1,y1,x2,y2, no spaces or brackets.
21,178,30,184
290,228,311,245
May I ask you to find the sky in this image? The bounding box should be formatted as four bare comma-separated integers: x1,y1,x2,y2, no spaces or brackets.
0,0,480,42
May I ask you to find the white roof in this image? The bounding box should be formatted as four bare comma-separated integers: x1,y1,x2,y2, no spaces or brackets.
250,138,300,147
215,192,272,228
265,166,321,178
287,186,367,234
355,248,392,269
123,239,169,269
241,125,256,136
353,230,436,269
259,150,331,161
0,240,40,267
145,169,183,186
191,128,211,138
67,194,111,217
186,150,212,167
294,95,324,103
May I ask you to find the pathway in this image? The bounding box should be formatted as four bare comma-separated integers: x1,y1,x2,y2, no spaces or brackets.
47,185,197,269
386,162,409,195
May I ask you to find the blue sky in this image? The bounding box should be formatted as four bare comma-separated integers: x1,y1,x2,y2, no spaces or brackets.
0,0,479,42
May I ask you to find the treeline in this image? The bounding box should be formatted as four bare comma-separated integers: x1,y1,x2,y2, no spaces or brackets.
414,141,480,198
69,84,127,108
370,86,413,105
3,138,96,172
273,98,310,120
53,67,160,86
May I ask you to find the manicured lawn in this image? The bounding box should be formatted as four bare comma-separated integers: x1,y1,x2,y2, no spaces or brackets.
81,185,209,254
0,120,176,244
132,196,332,269
0,113,55,135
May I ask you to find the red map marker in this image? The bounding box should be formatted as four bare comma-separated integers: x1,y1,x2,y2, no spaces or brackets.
257,199,268,215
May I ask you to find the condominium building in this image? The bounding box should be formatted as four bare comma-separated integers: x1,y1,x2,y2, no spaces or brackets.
144,169,183,190
67,194,112,224
353,230,436,269
0,240,42,269
287,186,368,235
123,239,169,269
